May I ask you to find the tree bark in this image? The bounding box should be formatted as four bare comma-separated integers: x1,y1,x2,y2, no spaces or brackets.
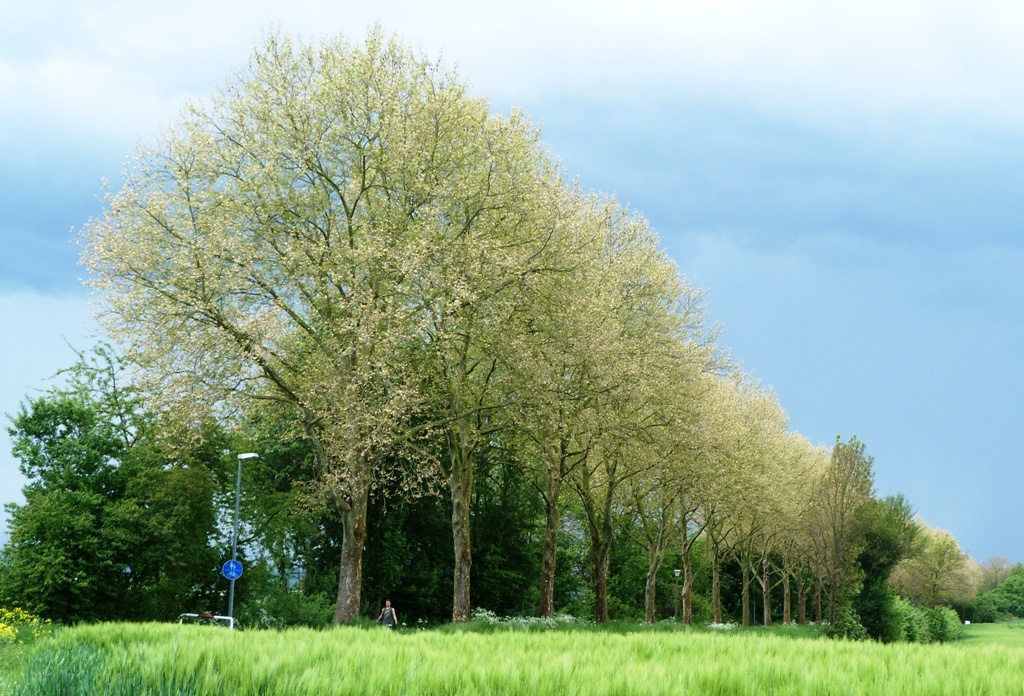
798,576,807,625
711,551,723,624
450,443,473,623
643,542,665,623
741,561,751,627
592,540,611,623
815,578,823,623
575,455,617,623
783,573,791,624
681,542,694,625
761,556,772,627
332,455,370,623
537,467,561,618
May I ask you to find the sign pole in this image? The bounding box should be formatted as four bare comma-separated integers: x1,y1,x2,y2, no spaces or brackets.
228,453,258,627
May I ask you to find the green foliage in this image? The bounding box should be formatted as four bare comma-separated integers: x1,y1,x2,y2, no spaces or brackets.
928,606,964,643
0,608,54,645
892,596,931,644
0,350,227,624
468,455,543,617
968,593,1004,624
236,587,334,629
551,533,590,618
689,592,715,625
855,579,902,643
966,566,1024,623
890,523,973,610
854,495,919,642
361,486,453,626
0,608,58,695
815,436,876,623
822,604,868,641
606,531,648,622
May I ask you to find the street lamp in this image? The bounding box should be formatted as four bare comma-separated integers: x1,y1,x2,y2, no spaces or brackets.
673,569,682,621
227,453,259,625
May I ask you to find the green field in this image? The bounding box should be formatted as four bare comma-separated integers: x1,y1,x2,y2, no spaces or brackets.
960,620,1024,647
4,621,1024,695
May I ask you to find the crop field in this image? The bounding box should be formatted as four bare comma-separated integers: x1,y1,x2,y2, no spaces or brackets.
4,622,1024,696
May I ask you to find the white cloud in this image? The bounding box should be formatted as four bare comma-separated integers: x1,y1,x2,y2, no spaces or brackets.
4,0,1024,154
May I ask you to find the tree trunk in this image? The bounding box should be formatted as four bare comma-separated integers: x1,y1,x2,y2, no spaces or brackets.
828,582,838,624
332,458,370,623
681,542,694,625
783,573,791,624
575,456,616,623
450,445,473,622
815,578,823,623
711,552,723,624
537,487,561,618
741,561,751,627
761,556,772,627
798,576,807,625
592,540,611,622
643,543,665,623
537,444,563,618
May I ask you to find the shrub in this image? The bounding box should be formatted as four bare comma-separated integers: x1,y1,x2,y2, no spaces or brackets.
689,593,714,625
966,594,1002,623
856,581,903,643
892,597,931,644
455,608,590,633
0,607,54,644
823,605,868,641
236,590,334,629
928,606,963,643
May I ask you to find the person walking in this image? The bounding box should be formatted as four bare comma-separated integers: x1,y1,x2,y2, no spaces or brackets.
376,599,398,629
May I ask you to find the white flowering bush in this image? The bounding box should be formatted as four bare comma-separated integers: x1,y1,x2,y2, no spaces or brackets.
469,608,589,630
705,622,739,631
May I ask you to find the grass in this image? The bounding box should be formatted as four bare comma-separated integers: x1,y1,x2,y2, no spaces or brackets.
0,641,30,696
960,619,1024,647
0,609,55,696
6,621,1024,695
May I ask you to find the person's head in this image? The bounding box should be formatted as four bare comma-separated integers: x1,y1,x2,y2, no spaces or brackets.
385,599,391,607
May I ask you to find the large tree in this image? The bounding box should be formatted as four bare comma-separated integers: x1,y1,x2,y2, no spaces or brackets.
567,212,710,622
890,520,977,609
853,494,920,641
808,436,875,623
412,128,564,622
81,29,559,622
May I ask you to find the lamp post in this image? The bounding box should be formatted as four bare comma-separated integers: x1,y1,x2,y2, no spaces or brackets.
673,569,681,621
228,453,259,625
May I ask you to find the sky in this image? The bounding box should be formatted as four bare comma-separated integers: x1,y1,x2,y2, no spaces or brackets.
2,0,1023,563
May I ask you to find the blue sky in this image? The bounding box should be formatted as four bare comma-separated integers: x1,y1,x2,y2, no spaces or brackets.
2,0,1023,563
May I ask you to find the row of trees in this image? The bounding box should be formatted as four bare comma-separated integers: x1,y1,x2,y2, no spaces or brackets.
0,352,989,639
77,27,726,624
0,28,995,638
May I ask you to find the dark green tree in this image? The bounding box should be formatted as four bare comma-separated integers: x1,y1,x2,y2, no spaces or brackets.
0,349,227,623
966,564,1024,622
853,494,920,641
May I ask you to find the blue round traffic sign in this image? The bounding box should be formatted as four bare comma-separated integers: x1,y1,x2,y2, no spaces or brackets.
222,560,244,580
